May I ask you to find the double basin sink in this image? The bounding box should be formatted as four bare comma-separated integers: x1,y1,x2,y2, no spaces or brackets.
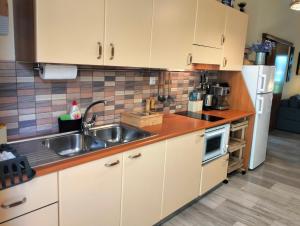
42,124,154,157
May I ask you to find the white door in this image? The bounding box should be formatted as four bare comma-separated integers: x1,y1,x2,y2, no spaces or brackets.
121,142,166,226
35,0,105,65
220,7,248,71
194,0,226,49
249,93,273,169
162,131,204,218
105,0,153,67
150,0,197,70
59,154,123,226
257,66,275,93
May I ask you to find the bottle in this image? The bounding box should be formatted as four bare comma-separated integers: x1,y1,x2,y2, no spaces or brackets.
145,99,151,112
70,100,81,120
150,97,156,111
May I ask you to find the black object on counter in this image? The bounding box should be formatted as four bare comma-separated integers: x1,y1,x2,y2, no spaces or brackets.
0,144,36,190
175,111,225,122
58,118,82,133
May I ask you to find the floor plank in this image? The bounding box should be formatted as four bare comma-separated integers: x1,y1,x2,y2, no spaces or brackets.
162,130,300,226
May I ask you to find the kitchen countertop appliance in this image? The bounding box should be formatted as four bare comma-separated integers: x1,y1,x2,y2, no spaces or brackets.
203,124,230,163
211,83,230,110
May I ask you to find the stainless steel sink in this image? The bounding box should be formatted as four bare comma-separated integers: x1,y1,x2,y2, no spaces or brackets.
41,123,154,158
90,123,154,146
42,133,107,157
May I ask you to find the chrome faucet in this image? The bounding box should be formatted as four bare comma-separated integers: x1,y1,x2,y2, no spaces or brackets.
82,100,107,135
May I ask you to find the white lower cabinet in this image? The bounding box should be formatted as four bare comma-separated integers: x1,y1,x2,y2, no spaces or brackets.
1,204,58,226
0,173,58,223
162,130,204,218
200,154,229,195
59,154,123,226
121,142,166,226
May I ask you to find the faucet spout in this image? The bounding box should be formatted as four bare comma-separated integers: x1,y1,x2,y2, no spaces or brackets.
82,100,107,134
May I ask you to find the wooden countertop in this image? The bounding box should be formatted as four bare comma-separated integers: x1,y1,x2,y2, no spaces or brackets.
35,109,254,176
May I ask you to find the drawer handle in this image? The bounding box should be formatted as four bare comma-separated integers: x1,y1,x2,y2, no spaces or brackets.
1,197,27,209
105,160,120,167
129,153,142,159
199,134,205,138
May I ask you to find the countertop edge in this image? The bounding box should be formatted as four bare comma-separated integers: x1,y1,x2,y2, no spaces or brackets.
34,110,255,176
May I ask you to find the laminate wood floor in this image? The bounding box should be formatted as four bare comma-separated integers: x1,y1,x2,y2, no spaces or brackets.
162,130,300,226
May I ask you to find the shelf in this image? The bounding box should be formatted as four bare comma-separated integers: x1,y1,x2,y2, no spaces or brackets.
230,119,248,132
228,157,243,174
228,138,246,153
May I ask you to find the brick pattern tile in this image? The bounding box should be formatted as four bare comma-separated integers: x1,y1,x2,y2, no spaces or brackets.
0,61,213,140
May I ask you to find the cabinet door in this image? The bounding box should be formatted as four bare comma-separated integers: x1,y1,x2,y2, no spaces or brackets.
1,204,58,226
200,154,229,195
162,130,204,218
221,8,248,71
35,0,105,65
121,142,166,226
59,154,122,226
150,0,197,70
105,0,153,67
194,0,226,49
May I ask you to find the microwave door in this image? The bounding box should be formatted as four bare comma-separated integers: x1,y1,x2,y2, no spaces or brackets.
204,133,223,161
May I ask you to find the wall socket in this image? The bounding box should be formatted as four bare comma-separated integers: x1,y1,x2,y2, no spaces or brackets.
149,76,156,85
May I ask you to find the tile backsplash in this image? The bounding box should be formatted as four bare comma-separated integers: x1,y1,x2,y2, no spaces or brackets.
0,61,208,140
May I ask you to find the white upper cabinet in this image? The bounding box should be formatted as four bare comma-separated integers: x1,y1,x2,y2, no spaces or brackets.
220,7,248,71
194,0,226,49
104,0,153,67
35,0,105,65
150,0,197,70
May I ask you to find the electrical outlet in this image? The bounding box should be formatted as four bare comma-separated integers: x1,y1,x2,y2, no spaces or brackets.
149,76,156,85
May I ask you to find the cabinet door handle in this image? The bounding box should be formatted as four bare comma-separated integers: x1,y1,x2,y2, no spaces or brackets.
187,53,192,65
1,197,27,209
129,153,142,159
105,160,120,167
199,134,205,138
109,43,115,60
97,42,102,59
221,35,226,45
223,57,227,67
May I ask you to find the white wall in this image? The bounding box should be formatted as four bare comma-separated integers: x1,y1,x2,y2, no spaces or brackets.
240,0,300,98
0,0,14,61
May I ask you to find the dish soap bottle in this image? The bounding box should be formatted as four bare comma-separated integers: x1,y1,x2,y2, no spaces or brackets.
70,100,81,120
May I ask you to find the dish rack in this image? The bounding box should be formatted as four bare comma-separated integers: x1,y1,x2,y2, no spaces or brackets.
227,118,248,174
0,144,36,190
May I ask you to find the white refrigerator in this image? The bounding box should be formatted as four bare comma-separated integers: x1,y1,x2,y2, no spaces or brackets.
242,65,275,170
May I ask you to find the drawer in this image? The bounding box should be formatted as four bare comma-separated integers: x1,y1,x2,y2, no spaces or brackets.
1,203,58,226
0,173,58,223
200,154,229,195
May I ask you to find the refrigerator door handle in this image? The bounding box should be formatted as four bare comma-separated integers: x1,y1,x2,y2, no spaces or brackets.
257,97,264,114
258,74,267,92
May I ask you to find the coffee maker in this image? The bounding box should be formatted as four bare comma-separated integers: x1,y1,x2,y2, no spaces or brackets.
211,83,230,110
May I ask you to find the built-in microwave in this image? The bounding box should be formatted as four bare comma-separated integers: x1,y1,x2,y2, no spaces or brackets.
203,124,230,163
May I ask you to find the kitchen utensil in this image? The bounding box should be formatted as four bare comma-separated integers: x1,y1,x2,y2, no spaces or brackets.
204,94,214,109
158,72,166,103
166,72,174,103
